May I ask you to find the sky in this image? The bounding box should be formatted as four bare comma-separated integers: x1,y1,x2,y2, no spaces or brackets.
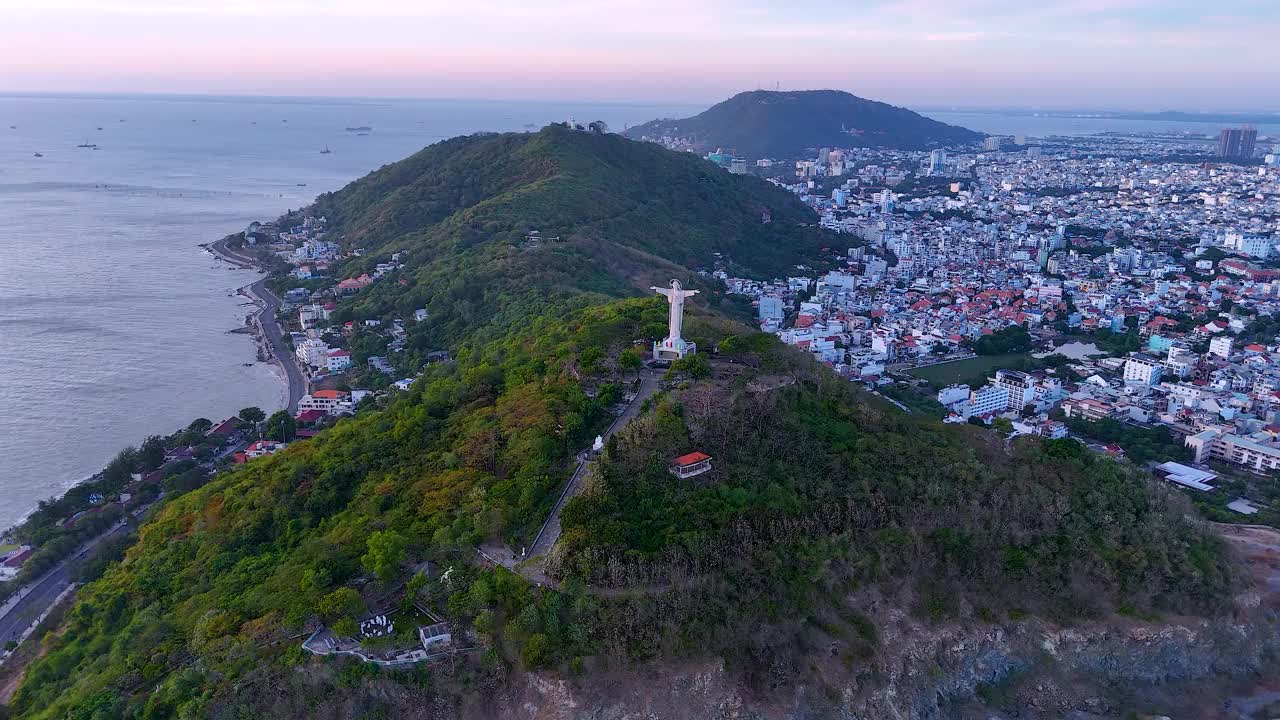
1,0,1277,110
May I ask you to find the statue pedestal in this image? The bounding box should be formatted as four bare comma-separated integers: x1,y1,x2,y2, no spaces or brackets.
653,337,696,363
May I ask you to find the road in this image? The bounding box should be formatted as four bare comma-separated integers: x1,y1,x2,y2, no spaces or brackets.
208,239,307,413
523,369,661,561
0,520,130,648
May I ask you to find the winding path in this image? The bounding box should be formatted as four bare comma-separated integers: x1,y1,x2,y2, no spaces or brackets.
483,369,661,583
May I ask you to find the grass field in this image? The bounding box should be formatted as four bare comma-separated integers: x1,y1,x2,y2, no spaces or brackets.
907,353,1031,387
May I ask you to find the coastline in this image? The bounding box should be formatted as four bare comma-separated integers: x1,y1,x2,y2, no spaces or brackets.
205,239,308,413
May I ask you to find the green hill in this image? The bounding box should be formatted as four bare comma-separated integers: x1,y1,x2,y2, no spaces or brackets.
4,128,1241,720
624,89,984,157
304,125,833,349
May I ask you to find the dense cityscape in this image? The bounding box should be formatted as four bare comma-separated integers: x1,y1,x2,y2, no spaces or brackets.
697,129,1280,521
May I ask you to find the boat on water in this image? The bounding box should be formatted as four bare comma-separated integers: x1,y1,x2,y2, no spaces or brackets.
96,126,103,130
76,140,98,148
345,126,372,132
296,183,307,187
320,145,332,154
33,152,43,157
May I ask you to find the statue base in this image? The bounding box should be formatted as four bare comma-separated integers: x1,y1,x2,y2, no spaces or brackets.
653,337,695,363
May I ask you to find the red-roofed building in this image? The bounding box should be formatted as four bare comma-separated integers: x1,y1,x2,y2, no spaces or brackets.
295,409,327,425
207,417,241,437
326,349,352,372
244,440,287,460
670,451,712,479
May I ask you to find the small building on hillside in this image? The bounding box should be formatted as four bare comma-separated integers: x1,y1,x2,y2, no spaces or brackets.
670,451,712,479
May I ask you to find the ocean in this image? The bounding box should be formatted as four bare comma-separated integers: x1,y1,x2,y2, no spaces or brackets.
0,94,702,532
1,94,1272,533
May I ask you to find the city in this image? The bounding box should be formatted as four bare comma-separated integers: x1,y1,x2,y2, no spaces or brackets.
704,128,1280,523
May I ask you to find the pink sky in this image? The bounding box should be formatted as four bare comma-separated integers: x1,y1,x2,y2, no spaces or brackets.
2,0,1277,109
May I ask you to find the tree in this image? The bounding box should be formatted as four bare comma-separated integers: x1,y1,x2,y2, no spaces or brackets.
665,353,710,380
332,617,359,638
406,570,429,598
992,417,1015,436
265,410,296,442
187,418,213,434
617,347,644,378
138,435,166,471
521,632,550,668
238,406,266,425
361,530,406,582
317,587,364,620
579,346,604,375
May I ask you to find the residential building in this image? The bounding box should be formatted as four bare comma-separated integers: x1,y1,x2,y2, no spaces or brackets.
1209,335,1234,359
1123,354,1164,386
967,384,1010,417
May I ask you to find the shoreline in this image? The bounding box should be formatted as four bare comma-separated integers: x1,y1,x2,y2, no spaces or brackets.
204,238,307,413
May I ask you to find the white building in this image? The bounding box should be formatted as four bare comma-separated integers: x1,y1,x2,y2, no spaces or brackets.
296,338,332,368
968,384,1010,417
1224,230,1274,258
758,295,785,321
937,384,970,408
1123,354,1164,386
993,369,1035,411
297,390,352,415
1209,335,1233,359
326,349,353,372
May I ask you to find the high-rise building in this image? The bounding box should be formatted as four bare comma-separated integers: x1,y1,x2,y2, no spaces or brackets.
928,149,946,175
982,136,1003,152
1218,126,1258,158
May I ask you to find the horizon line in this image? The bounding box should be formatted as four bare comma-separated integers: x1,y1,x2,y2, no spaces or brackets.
2,89,1279,117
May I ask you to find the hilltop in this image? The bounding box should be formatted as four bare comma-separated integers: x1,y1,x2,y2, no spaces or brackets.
303,124,835,348
624,89,984,157
4,128,1251,720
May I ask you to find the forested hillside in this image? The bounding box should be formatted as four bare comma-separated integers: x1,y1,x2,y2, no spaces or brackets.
4,128,1243,720
305,125,834,349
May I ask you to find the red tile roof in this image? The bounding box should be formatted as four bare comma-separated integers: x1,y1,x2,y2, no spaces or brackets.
673,452,711,466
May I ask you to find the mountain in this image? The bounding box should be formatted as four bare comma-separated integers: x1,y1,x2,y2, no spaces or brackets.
303,125,835,349
624,89,984,157
5,128,1249,720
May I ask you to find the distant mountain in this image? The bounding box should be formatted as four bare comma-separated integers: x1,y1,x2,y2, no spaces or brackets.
624,89,984,157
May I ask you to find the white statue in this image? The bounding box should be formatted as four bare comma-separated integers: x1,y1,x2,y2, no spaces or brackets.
593,435,604,452
652,279,699,361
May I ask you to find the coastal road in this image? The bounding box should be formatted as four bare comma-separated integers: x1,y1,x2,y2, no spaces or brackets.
0,520,130,648
209,239,307,413
244,279,306,413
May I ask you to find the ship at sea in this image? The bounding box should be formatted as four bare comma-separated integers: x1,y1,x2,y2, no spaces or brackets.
344,125,372,132
76,139,98,149
320,145,332,154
